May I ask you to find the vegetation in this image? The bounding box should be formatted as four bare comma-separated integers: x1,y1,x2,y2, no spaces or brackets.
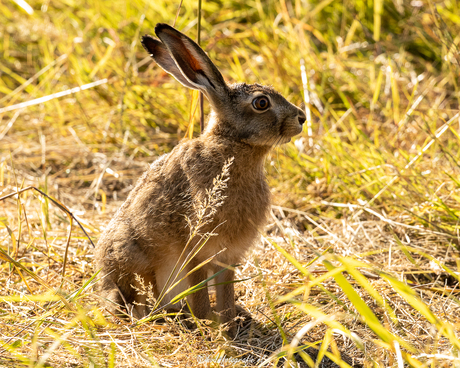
1,0,460,366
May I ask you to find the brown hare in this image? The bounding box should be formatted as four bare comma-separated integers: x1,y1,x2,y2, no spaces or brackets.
94,23,306,335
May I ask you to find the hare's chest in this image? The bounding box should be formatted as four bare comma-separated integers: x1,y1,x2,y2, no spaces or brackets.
217,174,270,235
200,177,269,263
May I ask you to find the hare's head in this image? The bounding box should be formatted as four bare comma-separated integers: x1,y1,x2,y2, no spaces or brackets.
142,23,305,147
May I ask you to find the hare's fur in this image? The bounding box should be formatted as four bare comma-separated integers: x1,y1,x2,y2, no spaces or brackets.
94,23,305,334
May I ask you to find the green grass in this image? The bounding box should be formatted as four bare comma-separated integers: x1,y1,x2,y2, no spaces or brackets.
1,0,460,367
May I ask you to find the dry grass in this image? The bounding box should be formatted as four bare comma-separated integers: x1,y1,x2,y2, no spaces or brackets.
2,0,460,367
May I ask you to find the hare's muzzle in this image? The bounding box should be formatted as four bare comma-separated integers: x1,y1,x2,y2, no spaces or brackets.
298,110,306,126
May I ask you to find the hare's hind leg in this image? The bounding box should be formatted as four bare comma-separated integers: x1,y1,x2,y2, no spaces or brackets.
97,274,128,316
98,268,152,319
215,267,236,336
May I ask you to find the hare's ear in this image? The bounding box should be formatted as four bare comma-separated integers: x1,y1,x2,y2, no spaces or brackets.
154,23,228,102
141,35,197,90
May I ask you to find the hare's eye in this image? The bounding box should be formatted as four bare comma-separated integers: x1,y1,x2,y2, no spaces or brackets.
252,96,270,111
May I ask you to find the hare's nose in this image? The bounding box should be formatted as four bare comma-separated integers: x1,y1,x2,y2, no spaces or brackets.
298,110,306,126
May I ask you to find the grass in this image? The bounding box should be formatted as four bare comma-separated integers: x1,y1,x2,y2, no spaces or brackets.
1,0,460,366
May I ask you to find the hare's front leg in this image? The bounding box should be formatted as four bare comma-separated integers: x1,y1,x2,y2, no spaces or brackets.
188,264,211,319
154,256,211,318
216,267,236,336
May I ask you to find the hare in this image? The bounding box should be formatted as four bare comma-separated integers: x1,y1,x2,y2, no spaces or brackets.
94,23,306,335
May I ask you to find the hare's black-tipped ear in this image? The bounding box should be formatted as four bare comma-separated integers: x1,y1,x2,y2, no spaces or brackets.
141,35,197,90
154,23,228,101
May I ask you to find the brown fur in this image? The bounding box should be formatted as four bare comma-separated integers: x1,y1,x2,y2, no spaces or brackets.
94,23,306,335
